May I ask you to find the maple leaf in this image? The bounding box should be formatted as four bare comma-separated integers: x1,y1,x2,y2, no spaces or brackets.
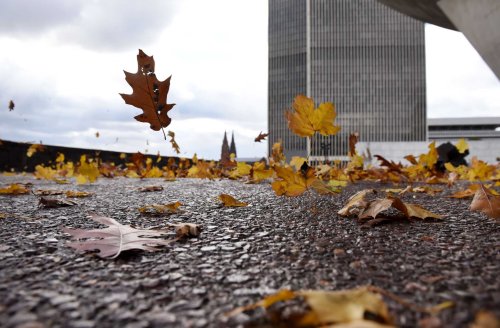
227,287,393,327
168,130,181,154
271,164,316,197
229,161,252,179
219,194,248,207
250,161,273,182
455,138,469,154
187,161,214,179
0,183,30,195
285,94,341,137
8,100,14,111
470,184,500,219
254,131,269,142
63,214,174,258
76,155,99,184
120,49,175,138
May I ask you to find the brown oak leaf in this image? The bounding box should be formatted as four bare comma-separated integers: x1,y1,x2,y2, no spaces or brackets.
8,100,15,111
254,132,269,142
120,49,175,133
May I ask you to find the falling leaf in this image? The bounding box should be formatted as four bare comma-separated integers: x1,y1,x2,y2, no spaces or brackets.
187,161,214,179
168,130,180,154
120,49,175,136
95,132,100,138
285,94,341,137
65,191,92,198
254,131,269,142
349,132,359,156
271,141,285,164
338,189,376,216
138,185,164,192
120,153,126,160
76,155,99,184
227,287,393,327
8,100,15,111
219,194,248,207
456,138,469,154
251,161,273,182
27,144,46,157
63,214,174,258
0,183,30,195
470,184,500,219
39,197,77,208
138,201,183,215
290,156,307,170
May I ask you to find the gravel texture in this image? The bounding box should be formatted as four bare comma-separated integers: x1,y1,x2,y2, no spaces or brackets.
0,175,499,328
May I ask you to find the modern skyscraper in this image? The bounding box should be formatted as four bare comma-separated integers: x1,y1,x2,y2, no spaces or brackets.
268,0,427,160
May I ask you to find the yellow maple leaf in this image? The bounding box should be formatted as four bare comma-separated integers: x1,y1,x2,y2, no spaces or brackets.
455,138,469,154
290,156,307,170
271,165,315,197
27,144,46,157
251,161,273,182
76,155,99,184
285,95,341,137
0,183,30,195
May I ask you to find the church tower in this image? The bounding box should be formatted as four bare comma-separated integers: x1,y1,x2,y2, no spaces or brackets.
229,131,237,158
220,131,230,163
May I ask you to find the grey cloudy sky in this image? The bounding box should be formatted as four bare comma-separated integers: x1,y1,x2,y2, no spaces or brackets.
0,0,499,160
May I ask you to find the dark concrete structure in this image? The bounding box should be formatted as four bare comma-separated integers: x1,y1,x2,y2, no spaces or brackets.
268,0,427,159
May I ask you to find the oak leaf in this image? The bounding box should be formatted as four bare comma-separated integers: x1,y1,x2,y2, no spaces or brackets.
168,130,181,154
8,100,15,111
63,214,174,258
285,94,341,137
254,131,269,142
219,194,248,207
120,49,175,133
470,184,500,219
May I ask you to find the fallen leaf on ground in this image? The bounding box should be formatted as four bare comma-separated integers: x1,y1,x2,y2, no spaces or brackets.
168,130,180,154
63,214,175,258
35,189,64,196
173,223,201,238
65,191,92,198
39,197,77,208
227,287,393,327
470,184,500,219
219,194,248,207
0,183,30,195
254,131,269,142
138,201,183,215
359,196,442,220
138,185,164,192
338,189,376,216
250,161,273,182
120,49,175,134
469,310,499,328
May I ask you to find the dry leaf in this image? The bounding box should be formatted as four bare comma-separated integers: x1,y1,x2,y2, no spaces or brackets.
35,189,64,196
76,155,99,184
168,130,181,154
254,131,269,142
120,49,175,133
251,161,273,182
219,194,248,207
338,189,376,216
173,223,201,238
470,184,500,219
285,94,341,137
349,132,359,156
456,138,469,154
0,183,30,195
8,100,15,111
27,144,45,157
359,199,394,220
138,185,164,192
65,191,92,198
95,131,100,138
63,214,174,258
227,287,393,327
469,310,499,328
271,165,315,197
138,201,183,215
39,197,77,208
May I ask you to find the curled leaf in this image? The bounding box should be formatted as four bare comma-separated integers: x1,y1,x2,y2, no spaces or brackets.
138,201,183,215
219,194,248,207
254,131,269,142
138,185,164,192
168,130,181,154
470,184,500,219
39,197,77,208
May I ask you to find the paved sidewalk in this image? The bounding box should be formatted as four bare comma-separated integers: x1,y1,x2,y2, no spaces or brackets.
0,176,498,327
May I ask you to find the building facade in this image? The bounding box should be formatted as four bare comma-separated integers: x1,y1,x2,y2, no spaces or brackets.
268,0,427,160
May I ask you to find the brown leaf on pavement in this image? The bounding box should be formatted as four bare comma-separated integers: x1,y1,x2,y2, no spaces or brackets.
138,201,183,215
338,189,376,216
173,223,201,238
39,197,77,208
138,185,164,192
470,184,500,219
219,194,248,207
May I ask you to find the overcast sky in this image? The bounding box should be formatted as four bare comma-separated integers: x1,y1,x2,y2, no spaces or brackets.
0,0,499,160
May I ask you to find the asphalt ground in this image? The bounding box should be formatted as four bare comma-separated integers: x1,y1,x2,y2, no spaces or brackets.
0,175,498,327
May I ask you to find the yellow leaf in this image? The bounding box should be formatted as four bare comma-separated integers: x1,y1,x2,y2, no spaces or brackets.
143,166,163,178
455,138,469,154
290,156,307,170
65,191,92,198
271,165,309,197
76,155,99,184
34,165,58,180
219,194,248,207
56,153,65,163
120,153,126,160
285,95,341,137
0,183,30,195
251,161,273,182
26,144,45,157
138,201,183,215
271,142,285,164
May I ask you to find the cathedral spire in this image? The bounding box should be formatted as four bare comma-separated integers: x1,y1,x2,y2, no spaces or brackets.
229,131,237,158
220,131,230,162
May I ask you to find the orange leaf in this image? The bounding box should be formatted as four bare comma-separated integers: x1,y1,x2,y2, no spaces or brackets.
470,184,500,219
219,194,248,207
120,49,175,132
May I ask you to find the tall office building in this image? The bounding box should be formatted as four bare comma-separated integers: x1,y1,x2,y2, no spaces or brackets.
268,0,427,160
